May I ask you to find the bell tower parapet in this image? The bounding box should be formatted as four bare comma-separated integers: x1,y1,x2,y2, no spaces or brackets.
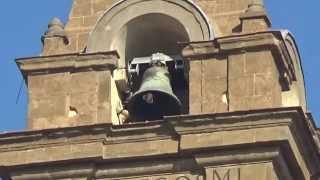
183,31,306,114
16,51,121,130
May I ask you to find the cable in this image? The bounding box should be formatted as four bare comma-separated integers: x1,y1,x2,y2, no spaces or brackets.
15,79,24,104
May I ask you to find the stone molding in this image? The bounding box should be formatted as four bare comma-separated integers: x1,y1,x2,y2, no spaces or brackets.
16,51,119,76
86,0,213,53
0,107,319,179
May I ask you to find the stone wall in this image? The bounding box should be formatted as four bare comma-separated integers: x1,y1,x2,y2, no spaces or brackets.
7,1,319,180
16,52,120,130
51,0,255,55
63,0,119,53
30,0,306,127
0,107,319,179
184,32,297,114
195,0,252,35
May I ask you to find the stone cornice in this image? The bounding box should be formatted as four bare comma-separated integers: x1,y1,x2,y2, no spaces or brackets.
166,108,296,135
0,107,319,179
107,121,176,144
0,107,318,169
0,108,306,147
0,124,111,152
16,51,119,76
181,31,297,90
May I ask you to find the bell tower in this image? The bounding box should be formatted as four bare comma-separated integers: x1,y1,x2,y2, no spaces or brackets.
1,0,320,179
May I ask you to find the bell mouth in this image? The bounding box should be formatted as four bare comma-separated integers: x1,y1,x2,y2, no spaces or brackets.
128,90,182,121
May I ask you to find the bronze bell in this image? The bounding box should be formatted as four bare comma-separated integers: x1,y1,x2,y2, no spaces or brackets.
128,64,182,121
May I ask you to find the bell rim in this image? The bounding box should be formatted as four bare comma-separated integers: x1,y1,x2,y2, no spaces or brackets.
127,90,182,120
128,90,182,107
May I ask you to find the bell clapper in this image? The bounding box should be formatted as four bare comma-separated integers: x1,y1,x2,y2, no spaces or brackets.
142,93,154,104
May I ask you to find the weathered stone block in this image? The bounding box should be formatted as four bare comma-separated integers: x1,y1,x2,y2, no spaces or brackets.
27,71,115,129
206,166,241,180
242,18,270,33
247,96,273,109
65,17,83,30
29,95,68,120
71,0,92,17
42,38,68,56
83,15,99,27
70,142,103,159
228,53,246,78
70,72,98,94
180,132,223,150
240,163,276,180
19,52,118,129
65,32,78,52
202,57,228,113
0,150,22,166
222,129,255,145
229,96,249,111
254,73,274,96
189,60,202,114
202,78,228,113
93,0,116,14
29,73,70,97
203,57,227,78
97,71,112,123
206,163,278,180
70,92,98,125
215,0,251,13
189,48,283,113
227,50,283,111
255,126,289,142
77,32,89,51
179,125,292,151
245,51,274,74
229,75,254,98
103,139,179,159
213,14,242,36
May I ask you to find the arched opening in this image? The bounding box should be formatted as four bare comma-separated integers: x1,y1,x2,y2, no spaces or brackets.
112,13,190,65
86,0,214,121
110,14,190,118
87,0,213,67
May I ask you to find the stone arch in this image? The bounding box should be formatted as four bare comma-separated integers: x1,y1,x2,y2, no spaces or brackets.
117,13,190,67
86,0,213,67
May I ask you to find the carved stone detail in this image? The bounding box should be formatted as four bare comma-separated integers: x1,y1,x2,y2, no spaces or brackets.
210,167,240,180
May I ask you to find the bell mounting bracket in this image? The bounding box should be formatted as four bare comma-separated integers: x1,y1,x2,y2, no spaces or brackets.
128,53,184,77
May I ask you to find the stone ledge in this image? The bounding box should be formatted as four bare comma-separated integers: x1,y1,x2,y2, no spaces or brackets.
2,145,305,180
0,123,111,152
166,108,297,135
0,107,319,178
16,51,119,76
0,107,313,151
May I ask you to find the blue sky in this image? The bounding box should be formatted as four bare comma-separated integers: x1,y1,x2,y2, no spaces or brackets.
0,1,319,132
